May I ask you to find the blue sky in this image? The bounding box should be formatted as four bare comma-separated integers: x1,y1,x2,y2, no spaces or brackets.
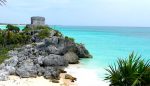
0,0,150,26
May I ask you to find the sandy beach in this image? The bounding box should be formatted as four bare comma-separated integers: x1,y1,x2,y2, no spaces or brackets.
0,74,77,86
0,64,109,86
65,64,109,86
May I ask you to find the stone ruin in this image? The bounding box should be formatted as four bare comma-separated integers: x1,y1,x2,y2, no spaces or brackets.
31,16,45,26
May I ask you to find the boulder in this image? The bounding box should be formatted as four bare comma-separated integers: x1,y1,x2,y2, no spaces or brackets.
37,67,45,76
59,69,67,73
65,74,77,82
64,52,79,64
43,54,68,67
44,67,59,79
76,44,92,58
50,36,59,45
16,59,37,78
0,70,9,81
16,68,30,78
52,79,59,83
3,66,16,75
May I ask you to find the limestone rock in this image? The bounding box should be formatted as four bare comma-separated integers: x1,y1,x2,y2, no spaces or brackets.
3,66,16,75
43,67,59,79
64,52,79,64
43,54,68,67
0,70,9,81
76,44,92,58
4,56,18,67
65,74,77,82
16,59,37,78
0,27,92,81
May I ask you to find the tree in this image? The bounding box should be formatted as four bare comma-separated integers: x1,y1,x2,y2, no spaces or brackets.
0,0,6,6
105,52,150,86
6,24,20,33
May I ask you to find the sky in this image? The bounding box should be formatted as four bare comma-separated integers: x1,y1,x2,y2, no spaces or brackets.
0,0,150,26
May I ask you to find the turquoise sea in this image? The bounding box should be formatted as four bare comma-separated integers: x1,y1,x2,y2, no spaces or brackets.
1,25,150,79
53,26,150,78
0,25,25,30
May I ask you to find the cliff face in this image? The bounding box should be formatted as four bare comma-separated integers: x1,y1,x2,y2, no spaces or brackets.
0,28,92,81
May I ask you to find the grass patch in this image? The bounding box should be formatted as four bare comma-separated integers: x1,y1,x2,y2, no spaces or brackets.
0,47,10,63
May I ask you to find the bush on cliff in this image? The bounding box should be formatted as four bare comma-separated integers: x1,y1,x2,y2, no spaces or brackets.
65,36,75,42
0,31,30,46
23,25,52,31
0,24,55,63
54,30,63,37
6,24,20,33
105,52,150,86
0,47,10,63
38,29,50,39
36,25,52,30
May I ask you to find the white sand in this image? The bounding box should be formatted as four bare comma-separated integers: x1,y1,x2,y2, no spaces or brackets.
0,64,109,86
0,75,76,86
65,64,109,86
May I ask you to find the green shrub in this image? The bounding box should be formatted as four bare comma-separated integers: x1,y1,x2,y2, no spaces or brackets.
23,25,52,32
36,25,52,30
38,29,50,39
0,48,10,63
22,25,31,32
105,52,150,86
65,36,75,42
54,30,63,37
32,43,37,47
6,24,20,33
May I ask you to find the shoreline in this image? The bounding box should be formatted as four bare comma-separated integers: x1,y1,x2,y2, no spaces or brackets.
0,64,109,86
0,73,77,86
65,64,109,86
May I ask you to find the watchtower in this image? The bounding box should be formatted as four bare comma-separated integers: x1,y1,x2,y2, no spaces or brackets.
31,16,45,25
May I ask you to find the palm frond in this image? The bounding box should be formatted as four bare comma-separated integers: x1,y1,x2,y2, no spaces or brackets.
105,52,150,86
0,0,6,6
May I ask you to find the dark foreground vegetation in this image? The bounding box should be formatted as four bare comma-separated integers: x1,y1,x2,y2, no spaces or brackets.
105,52,150,86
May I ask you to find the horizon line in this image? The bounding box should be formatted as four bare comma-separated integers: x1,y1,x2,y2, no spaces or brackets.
0,23,150,28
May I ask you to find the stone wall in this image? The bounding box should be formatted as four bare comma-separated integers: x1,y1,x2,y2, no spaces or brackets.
31,16,45,26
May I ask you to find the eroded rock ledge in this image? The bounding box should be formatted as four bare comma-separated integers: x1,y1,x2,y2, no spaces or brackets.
0,29,92,81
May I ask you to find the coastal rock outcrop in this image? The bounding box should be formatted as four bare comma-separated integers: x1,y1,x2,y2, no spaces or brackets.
64,52,79,64
42,54,68,66
76,44,92,58
0,28,92,81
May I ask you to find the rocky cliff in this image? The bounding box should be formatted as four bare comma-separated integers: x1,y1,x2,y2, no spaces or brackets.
0,28,92,81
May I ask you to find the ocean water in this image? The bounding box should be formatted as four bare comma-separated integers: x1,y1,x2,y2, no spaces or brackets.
52,26,150,79
0,25,25,30
1,25,150,81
